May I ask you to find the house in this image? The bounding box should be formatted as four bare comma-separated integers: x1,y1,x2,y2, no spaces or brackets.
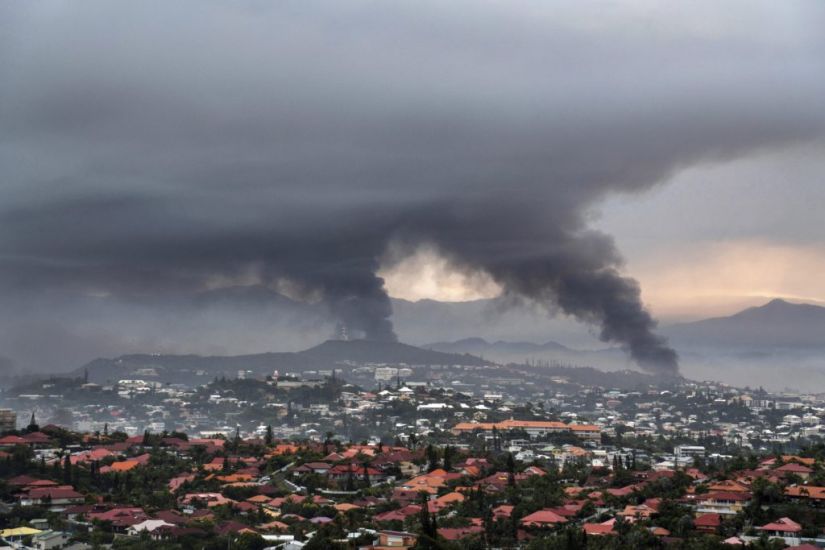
0,435,29,447
7,475,58,489
328,463,384,482
22,432,53,446
758,517,802,538
569,424,602,441
397,470,458,494
694,513,721,534
374,504,422,523
334,502,361,513
781,455,816,467
127,520,175,537
492,504,513,519
20,487,84,511
87,506,148,529
153,510,187,525
520,509,568,528
376,530,418,548
694,491,751,516
786,485,825,502
258,520,289,532
180,492,234,507
31,530,69,550
427,492,464,513
707,479,749,493
584,519,616,536
101,460,140,474
775,463,813,481
618,502,657,521
293,462,331,475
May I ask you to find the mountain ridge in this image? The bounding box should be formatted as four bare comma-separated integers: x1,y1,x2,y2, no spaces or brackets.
72,339,489,385
663,298,825,349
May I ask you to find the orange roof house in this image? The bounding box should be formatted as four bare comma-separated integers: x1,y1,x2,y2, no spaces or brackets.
268,444,301,456
335,503,361,513
708,480,750,493
781,455,816,467
775,463,813,479
103,460,140,473
786,485,825,501
428,492,465,513
584,519,616,536
520,509,568,528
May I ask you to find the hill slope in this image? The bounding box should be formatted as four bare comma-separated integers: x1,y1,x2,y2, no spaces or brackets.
664,299,825,349
74,339,488,384
425,337,579,362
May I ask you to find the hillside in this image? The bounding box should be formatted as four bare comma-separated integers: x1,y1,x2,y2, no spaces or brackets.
73,339,488,384
664,299,825,349
425,337,580,362
301,339,487,366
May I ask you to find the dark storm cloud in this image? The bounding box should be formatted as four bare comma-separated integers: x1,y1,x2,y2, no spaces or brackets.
1,0,824,373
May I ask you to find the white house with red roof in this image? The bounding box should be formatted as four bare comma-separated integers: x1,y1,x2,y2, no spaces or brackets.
758,517,803,545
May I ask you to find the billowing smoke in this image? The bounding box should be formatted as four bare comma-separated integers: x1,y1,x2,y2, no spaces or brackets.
1,1,824,374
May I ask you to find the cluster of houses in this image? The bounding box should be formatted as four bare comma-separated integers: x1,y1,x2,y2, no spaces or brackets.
2,419,825,548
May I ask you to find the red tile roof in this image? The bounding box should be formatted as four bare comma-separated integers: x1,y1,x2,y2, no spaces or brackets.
521,509,569,527
584,520,616,536
694,513,721,528
759,517,802,533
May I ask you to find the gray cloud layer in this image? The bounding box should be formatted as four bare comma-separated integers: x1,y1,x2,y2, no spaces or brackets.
1,1,824,374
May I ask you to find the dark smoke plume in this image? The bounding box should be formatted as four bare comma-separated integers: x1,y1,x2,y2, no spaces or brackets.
1,1,824,373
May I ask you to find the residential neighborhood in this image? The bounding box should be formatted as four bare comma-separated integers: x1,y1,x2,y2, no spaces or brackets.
3,364,825,548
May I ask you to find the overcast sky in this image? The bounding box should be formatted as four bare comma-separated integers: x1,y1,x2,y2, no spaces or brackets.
1,0,824,371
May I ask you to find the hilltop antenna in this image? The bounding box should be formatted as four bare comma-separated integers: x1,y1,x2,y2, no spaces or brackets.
336,322,350,341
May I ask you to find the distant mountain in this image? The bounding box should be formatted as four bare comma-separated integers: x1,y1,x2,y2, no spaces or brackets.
390,297,598,349
664,299,825,349
301,339,488,366
73,339,488,384
423,337,631,371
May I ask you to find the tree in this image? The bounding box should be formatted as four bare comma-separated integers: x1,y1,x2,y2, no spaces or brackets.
264,425,273,446
416,492,438,549
506,452,516,487
426,445,439,472
233,426,241,451
26,411,39,433
443,446,453,472
492,426,501,452
346,463,356,492
63,454,72,485
362,462,371,487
